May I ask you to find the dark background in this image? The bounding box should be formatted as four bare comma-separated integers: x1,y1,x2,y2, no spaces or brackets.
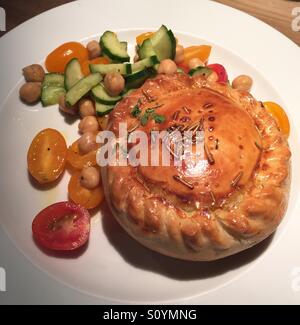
0,0,300,45
0,0,74,37
0,0,299,45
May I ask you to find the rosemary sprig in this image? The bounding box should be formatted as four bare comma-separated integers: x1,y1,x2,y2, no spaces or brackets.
255,141,262,150
231,171,243,187
142,89,156,102
136,174,150,192
172,110,180,121
215,138,219,150
182,106,191,114
209,191,216,206
203,103,213,109
173,175,194,190
204,144,215,165
128,122,140,133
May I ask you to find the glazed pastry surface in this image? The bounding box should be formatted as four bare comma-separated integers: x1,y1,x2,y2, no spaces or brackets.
102,73,291,261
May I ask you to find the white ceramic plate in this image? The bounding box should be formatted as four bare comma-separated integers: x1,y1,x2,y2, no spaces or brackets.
1,0,300,304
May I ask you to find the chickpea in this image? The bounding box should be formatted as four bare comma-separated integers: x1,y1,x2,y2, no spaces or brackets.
104,72,125,96
78,116,99,133
86,40,101,60
80,167,100,189
157,59,177,75
188,58,205,70
207,71,218,82
19,82,41,104
79,98,96,117
23,64,45,82
78,131,98,155
232,75,253,92
59,95,77,116
174,45,184,64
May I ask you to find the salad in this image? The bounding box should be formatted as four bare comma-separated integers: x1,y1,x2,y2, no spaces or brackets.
20,25,290,253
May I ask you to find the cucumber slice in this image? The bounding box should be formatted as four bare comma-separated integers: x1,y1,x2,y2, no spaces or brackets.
125,68,156,90
131,56,159,73
120,41,128,51
95,102,114,116
42,73,64,88
41,86,66,107
90,62,132,75
150,25,176,60
65,73,102,106
188,66,212,77
91,83,122,105
176,67,185,74
64,58,84,90
100,31,130,63
138,39,156,60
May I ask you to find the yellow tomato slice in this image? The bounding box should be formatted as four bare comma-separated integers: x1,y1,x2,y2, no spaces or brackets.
68,170,104,209
182,45,212,66
66,139,99,170
136,32,154,45
45,42,88,73
27,129,67,184
263,102,290,138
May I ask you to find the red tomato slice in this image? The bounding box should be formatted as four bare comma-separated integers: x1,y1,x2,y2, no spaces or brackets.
32,201,90,251
207,63,228,83
176,62,190,74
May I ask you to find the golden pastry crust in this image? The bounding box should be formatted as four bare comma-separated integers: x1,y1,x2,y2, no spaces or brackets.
101,73,291,261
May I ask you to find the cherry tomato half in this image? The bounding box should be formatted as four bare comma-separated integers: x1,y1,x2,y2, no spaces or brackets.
67,138,99,170
263,101,290,138
27,128,67,184
68,170,104,209
45,42,88,73
81,56,110,76
136,32,154,45
32,201,90,251
207,64,228,83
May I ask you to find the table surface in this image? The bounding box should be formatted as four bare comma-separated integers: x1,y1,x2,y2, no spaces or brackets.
0,0,299,46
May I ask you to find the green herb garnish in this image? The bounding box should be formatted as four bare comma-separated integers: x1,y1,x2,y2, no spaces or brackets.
146,108,155,114
131,99,142,117
140,114,149,126
153,114,166,124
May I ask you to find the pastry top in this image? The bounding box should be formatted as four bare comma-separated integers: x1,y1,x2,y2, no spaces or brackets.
103,73,291,260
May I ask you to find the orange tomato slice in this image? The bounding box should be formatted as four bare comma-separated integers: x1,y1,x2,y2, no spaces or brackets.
136,32,154,45
263,102,290,138
27,128,67,184
181,45,212,68
67,139,99,170
81,56,110,76
68,170,104,209
45,42,88,73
